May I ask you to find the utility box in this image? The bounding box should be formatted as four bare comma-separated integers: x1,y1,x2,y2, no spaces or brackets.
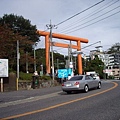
31,75,40,89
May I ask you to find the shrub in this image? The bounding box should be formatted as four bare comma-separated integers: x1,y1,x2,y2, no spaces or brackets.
40,75,52,80
19,72,33,81
19,72,52,81
108,75,114,79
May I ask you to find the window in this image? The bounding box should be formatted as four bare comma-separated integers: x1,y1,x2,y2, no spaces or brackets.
69,76,83,81
85,75,91,80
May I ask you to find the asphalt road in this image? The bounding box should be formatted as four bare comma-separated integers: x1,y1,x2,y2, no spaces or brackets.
0,80,120,120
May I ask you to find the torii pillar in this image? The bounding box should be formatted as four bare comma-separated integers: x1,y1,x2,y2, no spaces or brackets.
37,30,88,75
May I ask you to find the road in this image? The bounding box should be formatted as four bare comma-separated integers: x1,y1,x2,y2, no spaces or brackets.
0,80,120,120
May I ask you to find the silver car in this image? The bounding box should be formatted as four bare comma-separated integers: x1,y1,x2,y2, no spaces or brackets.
62,75,101,94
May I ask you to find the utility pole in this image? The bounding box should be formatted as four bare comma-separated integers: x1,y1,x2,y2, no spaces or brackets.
46,20,56,83
34,45,36,72
17,40,20,91
70,41,73,62
68,45,70,65
68,41,72,66
17,40,19,79
57,59,59,69
26,52,29,73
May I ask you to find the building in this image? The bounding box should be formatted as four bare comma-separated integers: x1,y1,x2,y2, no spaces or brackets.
89,46,120,79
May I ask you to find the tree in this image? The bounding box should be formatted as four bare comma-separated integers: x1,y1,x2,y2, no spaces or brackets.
107,43,120,54
83,56,104,78
0,14,40,52
0,14,40,72
0,24,31,71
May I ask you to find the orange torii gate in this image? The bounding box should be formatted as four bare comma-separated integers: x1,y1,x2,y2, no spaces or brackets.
37,30,88,74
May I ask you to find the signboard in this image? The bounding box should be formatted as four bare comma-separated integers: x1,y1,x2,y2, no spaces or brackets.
0,59,8,77
58,68,72,79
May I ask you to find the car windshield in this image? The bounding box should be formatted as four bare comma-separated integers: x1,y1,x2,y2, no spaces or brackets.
69,76,83,81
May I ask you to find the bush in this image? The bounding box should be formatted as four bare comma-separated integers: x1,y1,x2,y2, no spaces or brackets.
108,75,114,79
19,72,33,81
19,72,52,81
40,75,52,80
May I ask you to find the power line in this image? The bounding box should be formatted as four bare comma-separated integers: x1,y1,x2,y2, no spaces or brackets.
65,10,120,34
56,0,105,26
61,5,120,34
81,41,101,49
58,0,119,33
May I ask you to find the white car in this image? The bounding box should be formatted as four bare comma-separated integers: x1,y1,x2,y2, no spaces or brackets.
62,75,101,94
90,74,100,80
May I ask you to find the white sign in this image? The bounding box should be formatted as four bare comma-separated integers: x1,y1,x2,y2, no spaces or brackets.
0,59,8,77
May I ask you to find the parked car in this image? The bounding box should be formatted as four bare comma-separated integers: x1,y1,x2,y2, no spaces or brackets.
62,75,101,94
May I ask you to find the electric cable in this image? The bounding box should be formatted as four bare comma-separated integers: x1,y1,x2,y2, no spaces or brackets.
64,9,120,34
58,0,119,33
56,0,105,26
61,5,120,34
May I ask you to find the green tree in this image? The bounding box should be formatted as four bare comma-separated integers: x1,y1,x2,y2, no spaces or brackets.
83,56,104,78
107,43,120,54
0,14,40,72
0,24,31,71
35,48,65,73
0,14,40,52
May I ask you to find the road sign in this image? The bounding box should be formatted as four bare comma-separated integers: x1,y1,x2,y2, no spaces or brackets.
0,59,8,77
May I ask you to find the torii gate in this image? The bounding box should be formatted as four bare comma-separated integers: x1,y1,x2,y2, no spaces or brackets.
37,30,88,74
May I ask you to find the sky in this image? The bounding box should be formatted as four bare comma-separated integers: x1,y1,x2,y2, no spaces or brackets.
0,0,120,56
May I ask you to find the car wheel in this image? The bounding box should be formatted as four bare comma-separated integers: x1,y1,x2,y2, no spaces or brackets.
66,91,72,94
97,82,101,89
84,85,89,93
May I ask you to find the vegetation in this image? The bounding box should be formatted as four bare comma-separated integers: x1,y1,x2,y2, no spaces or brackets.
19,72,33,81
107,43,120,54
19,72,52,81
82,55,104,78
0,14,40,73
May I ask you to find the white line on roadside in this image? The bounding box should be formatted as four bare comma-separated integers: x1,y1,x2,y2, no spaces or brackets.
0,91,62,108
